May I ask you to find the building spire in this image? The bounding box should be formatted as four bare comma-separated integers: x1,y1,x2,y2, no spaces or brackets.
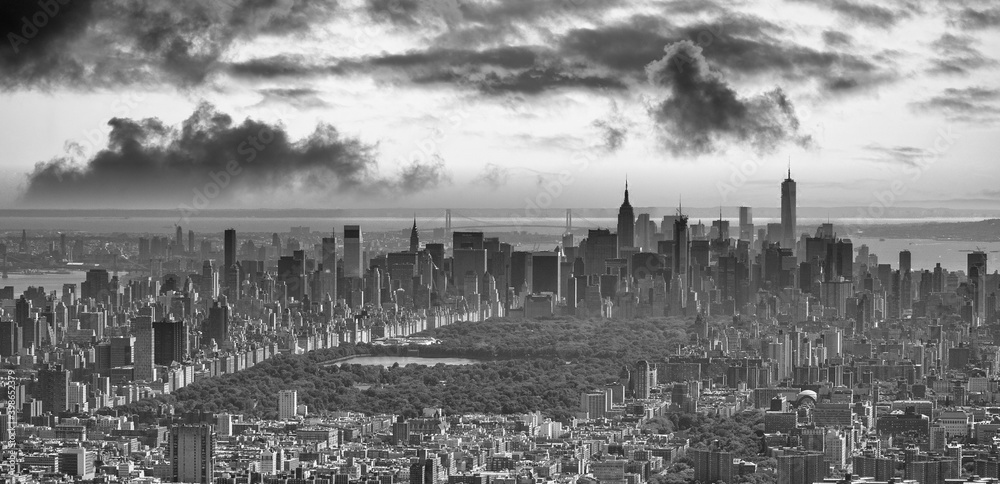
624,178,630,204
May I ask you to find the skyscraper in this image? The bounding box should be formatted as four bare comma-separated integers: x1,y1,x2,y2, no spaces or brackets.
900,250,912,274
673,213,690,287
616,181,635,256
583,229,617,276
344,225,363,278
321,236,338,300
37,364,69,414
781,168,797,255
169,424,216,484
278,389,298,420
206,298,230,347
153,319,188,366
131,316,154,382
739,206,754,242
635,360,656,399
969,251,988,325
410,218,420,253
223,229,238,295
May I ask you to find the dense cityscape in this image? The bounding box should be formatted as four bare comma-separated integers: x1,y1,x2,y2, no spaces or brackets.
0,169,998,484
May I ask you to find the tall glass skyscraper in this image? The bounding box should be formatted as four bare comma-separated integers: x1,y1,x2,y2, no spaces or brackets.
781,168,797,255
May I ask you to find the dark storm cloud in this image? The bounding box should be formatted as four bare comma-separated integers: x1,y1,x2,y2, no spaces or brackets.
0,0,339,89
557,14,896,94
910,86,1000,122
646,41,811,156
788,0,911,27
861,144,933,167
949,6,1000,30
227,55,335,79
22,103,448,206
229,10,895,97
299,46,627,95
927,33,996,75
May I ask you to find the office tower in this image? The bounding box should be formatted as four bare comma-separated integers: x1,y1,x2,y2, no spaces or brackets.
188,230,195,254
223,228,238,295
674,213,690,286
153,319,188,366
410,218,420,253
584,229,618,276
635,360,656,399
0,321,16,357
131,316,154,382
530,251,562,299
738,206,754,242
969,251,988,325
635,213,650,251
616,181,635,255
900,250,912,274
453,248,487,295
169,424,216,484
201,260,218,298
37,364,69,414
110,336,135,368
320,237,338,301
825,239,854,281
82,268,111,301
59,233,67,259
711,217,730,240
278,389,298,420
344,225,363,278
59,447,96,479
580,391,607,419
206,298,230,347
277,252,305,302
781,168,797,254
223,229,236,268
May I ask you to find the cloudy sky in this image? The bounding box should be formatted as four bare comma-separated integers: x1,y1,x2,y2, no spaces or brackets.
1,0,998,210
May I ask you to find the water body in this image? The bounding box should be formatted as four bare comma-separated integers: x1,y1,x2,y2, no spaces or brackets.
336,356,479,367
1,270,88,294
852,237,1000,273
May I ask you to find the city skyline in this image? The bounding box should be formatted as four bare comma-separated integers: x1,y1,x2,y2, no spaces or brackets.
1,1,999,209
4,2,1000,484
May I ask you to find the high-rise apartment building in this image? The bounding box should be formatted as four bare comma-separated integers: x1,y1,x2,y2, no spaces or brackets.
169,424,216,484
278,390,298,420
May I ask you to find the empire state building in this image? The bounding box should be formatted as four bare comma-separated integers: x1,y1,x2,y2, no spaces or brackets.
617,181,635,256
